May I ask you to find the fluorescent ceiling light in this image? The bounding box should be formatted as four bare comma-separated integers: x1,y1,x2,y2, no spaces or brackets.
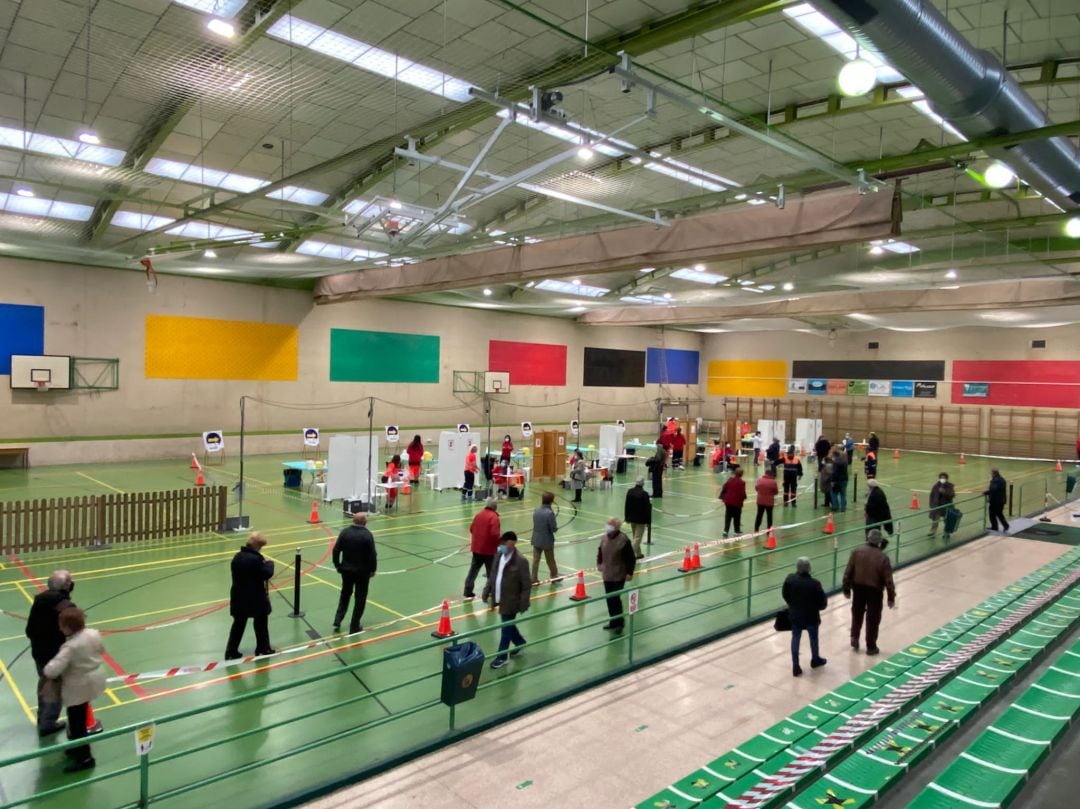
0,192,93,221
671,267,728,284
535,278,608,298
267,15,473,101
111,211,176,230
782,282,794,291
644,161,725,193
621,294,671,305
174,0,246,16
15,188,34,197
740,285,765,293
77,131,100,145
577,146,594,160
869,245,884,255
0,125,125,166
295,240,387,260
488,229,506,237
881,240,919,254
145,158,326,205
203,248,217,258
166,221,256,241
482,288,492,296
983,161,1015,189
567,306,587,313
738,279,756,286
1065,216,1080,239
758,284,776,291
894,86,965,139
206,18,235,39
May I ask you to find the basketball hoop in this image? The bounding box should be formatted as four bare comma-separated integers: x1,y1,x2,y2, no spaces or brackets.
34,381,49,392
491,380,502,393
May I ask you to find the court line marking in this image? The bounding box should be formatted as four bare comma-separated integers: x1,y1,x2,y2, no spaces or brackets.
76,471,126,494
105,687,122,706
14,580,35,605
288,564,426,628
0,657,35,725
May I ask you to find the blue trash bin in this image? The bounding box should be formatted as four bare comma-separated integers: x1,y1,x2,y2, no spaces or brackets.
441,642,484,706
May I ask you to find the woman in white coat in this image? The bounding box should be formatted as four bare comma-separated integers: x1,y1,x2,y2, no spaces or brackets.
569,451,588,504
44,607,105,772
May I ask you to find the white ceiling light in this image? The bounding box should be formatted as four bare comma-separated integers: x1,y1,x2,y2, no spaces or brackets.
267,15,473,101
869,245,885,255
174,0,246,16
145,158,327,205
639,266,656,273
535,278,608,297
671,267,728,284
984,161,1015,189
77,131,101,145
663,292,673,299
482,288,492,296
838,58,877,96
746,198,767,206
944,268,958,280
0,192,93,221
206,18,236,39
881,240,919,254
621,294,671,305
577,145,594,160
15,187,34,198
758,284,776,291
388,199,403,210
567,306,587,314
693,264,706,272
203,249,217,258
1064,216,1080,239
782,282,794,291
0,125,125,166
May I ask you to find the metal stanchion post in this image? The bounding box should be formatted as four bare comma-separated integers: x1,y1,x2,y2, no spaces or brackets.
853,472,859,502
1008,484,1014,517
745,556,754,619
289,547,305,618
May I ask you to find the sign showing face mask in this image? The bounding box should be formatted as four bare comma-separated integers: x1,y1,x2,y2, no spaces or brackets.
303,428,320,447
615,419,626,431
203,430,224,453
457,423,470,433
385,426,399,444
521,421,533,438
569,419,580,436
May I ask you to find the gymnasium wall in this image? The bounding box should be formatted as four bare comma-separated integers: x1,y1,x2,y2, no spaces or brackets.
0,257,704,463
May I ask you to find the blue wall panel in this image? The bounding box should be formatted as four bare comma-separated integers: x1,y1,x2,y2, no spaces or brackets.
646,347,700,385
0,303,45,375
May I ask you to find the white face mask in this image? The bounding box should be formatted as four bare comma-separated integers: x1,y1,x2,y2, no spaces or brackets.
939,478,947,484
606,525,617,536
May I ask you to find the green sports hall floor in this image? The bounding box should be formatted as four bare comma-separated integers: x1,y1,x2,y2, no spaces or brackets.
0,450,1066,808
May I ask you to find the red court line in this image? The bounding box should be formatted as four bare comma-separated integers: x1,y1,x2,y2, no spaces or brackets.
11,554,149,700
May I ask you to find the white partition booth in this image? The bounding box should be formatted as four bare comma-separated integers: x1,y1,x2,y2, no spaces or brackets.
756,419,786,450
436,430,480,491
795,418,824,456
326,434,380,504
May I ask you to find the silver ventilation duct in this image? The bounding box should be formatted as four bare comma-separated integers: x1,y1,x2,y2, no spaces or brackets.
815,0,1080,210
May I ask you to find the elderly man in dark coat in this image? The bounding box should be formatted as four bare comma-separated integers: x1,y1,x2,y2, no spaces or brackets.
484,532,532,669
25,569,76,736
624,477,653,559
225,532,275,659
782,557,827,677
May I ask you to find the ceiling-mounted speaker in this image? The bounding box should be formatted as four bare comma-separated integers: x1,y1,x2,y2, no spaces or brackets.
1031,339,1046,349
867,341,879,349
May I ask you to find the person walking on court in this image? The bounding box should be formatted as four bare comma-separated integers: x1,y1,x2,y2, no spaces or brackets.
765,437,782,473
530,491,561,585
864,478,893,537
462,444,479,501
332,512,377,633
484,532,532,669
720,467,747,537
781,445,803,507
43,607,105,772
754,468,778,532
624,476,652,559
646,444,666,498
569,450,588,503
597,518,636,634
831,449,849,512
25,570,76,737
464,498,501,599
843,529,896,654
814,435,832,473
405,435,424,484
671,427,687,469
929,472,956,538
864,447,878,480
985,469,1009,533
844,433,855,465
782,557,828,676
752,431,763,466
225,532,275,660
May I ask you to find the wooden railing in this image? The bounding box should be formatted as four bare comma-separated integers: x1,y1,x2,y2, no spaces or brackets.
0,486,228,554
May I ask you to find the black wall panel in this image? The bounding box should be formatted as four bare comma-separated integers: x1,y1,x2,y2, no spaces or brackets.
791,360,946,381
583,347,646,387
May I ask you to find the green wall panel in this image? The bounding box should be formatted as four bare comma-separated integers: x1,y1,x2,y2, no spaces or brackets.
329,329,440,383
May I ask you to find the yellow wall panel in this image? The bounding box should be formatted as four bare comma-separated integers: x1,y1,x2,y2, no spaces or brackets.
145,315,298,381
706,360,788,397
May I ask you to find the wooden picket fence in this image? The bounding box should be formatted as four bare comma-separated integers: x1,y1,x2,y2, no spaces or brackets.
0,486,228,554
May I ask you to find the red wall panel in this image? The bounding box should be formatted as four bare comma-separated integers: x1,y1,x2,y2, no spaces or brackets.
489,340,567,386
951,360,1080,408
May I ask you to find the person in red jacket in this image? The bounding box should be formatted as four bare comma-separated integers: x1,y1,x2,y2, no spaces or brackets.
501,434,514,464
464,498,501,599
671,427,688,469
462,444,479,501
719,468,747,537
383,455,401,509
754,469,779,532
406,435,424,484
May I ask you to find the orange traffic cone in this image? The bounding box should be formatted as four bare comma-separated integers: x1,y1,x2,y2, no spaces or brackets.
678,546,693,573
691,543,702,570
911,492,920,509
195,469,205,487
893,448,901,460
1055,459,1063,472
569,570,588,601
86,704,103,735
402,479,411,494
308,500,320,523
824,513,835,534
765,528,777,550
431,599,456,638
958,453,966,464
190,453,199,469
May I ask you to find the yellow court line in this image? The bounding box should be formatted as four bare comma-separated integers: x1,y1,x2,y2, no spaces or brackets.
104,687,122,706
293,565,426,628
0,658,36,725
76,471,126,494
14,581,35,605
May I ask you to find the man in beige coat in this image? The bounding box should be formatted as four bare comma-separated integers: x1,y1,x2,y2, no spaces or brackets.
44,607,105,772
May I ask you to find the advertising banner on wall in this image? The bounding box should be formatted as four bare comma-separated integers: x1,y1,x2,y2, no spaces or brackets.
914,381,938,398
827,379,847,395
847,380,869,396
962,382,990,398
890,380,914,398
868,380,890,397
788,378,808,394
807,378,827,395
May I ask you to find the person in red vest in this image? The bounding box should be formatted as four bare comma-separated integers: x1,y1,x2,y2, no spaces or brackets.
501,434,514,464
383,455,401,509
405,435,424,484
719,468,747,537
671,427,688,469
710,439,724,473
462,444,479,501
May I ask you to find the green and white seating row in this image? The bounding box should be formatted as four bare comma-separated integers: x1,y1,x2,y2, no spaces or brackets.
634,547,1080,809
782,585,1080,809
903,634,1080,809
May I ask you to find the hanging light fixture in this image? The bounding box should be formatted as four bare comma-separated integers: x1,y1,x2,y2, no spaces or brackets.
838,49,876,97
983,161,1015,189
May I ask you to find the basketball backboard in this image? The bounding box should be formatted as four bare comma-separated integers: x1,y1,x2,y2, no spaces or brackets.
10,355,71,390
484,371,510,394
